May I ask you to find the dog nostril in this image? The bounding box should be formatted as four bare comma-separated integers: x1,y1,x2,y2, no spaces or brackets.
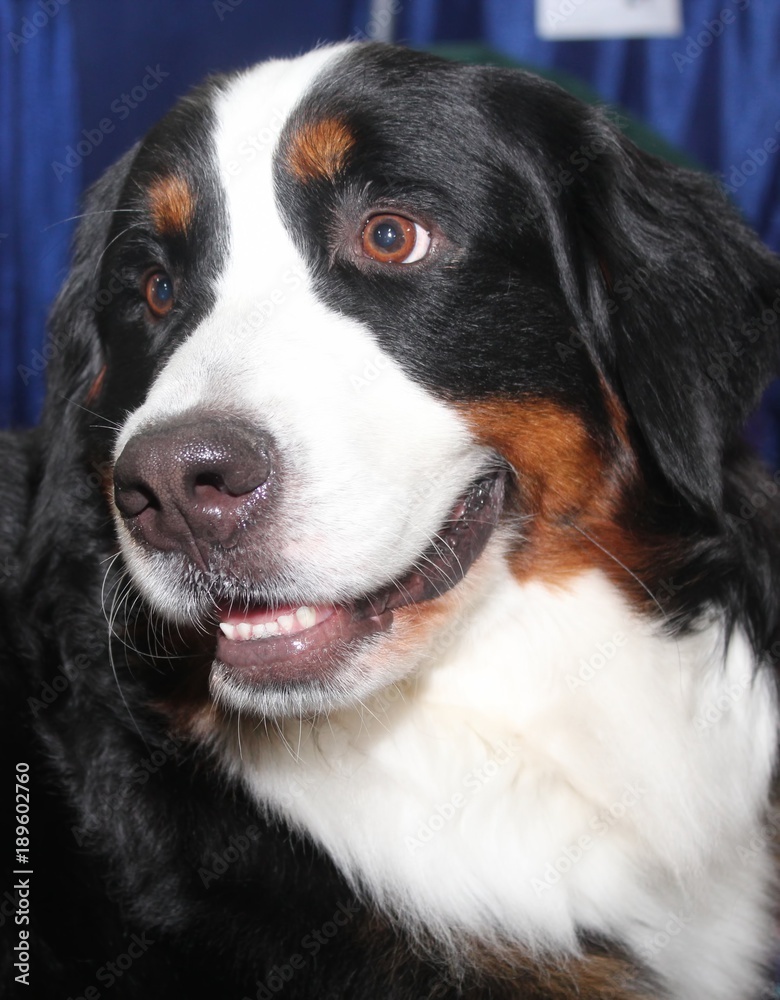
114,481,160,519
191,459,270,498
112,413,278,558
194,471,227,492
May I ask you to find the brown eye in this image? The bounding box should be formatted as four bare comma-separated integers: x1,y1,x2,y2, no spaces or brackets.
143,271,174,318
361,214,431,264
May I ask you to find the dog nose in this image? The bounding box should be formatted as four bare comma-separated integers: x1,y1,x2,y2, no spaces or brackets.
113,413,276,563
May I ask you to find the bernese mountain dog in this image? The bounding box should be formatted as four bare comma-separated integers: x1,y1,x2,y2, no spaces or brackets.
2,41,780,1000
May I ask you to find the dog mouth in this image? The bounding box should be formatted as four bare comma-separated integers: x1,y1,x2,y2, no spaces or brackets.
211,470,506,689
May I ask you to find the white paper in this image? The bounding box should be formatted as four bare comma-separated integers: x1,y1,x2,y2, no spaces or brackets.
536,0,683,40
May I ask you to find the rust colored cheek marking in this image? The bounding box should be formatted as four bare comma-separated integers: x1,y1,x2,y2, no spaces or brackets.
461,398,630,586
85,364,107,407
148,174,196,236
286,118,356,183
463,399,606,519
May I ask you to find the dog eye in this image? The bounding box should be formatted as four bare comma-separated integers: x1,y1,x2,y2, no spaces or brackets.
143,271,175,318
361,214,431,264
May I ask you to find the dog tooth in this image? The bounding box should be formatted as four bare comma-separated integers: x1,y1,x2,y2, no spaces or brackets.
219,622,238,641
250,621,279,640
276,613,295,633
237,622,253,640
296,606,316,629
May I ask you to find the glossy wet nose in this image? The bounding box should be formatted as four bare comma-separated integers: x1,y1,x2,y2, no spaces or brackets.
113,413,276,561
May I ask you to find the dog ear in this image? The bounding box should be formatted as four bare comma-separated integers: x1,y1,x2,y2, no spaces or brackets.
491,67,780,515
28,148,140,577
562,118,780,515
41,145,139,433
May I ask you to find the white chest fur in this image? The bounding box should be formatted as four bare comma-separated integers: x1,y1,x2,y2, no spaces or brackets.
227,565,778,999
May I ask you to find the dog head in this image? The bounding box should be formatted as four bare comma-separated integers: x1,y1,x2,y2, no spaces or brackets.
43,43,780,719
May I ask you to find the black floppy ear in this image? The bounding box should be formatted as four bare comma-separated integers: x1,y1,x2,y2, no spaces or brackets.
27,147,140,576
41,145,139,435
568,123,780,515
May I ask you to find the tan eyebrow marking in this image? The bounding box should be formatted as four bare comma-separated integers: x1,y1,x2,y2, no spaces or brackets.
286,117,356,183
148,174,196,236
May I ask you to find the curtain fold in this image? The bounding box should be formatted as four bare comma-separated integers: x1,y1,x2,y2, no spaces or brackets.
1,0,79,428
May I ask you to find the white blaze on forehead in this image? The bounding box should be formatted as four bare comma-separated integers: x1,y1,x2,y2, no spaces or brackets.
115,44,489,602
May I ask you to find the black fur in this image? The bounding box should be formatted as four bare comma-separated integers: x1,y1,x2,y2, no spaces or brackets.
277,45,780,650
2,43,780,999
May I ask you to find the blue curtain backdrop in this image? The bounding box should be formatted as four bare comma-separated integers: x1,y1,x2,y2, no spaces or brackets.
2,0,779,457
1,0,78,427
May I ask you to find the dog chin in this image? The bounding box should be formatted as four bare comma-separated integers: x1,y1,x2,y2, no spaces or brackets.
209,633,393,717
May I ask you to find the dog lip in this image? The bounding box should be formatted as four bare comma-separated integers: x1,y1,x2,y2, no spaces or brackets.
211,469,505,685
215,606,392,685
374,468,506,615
